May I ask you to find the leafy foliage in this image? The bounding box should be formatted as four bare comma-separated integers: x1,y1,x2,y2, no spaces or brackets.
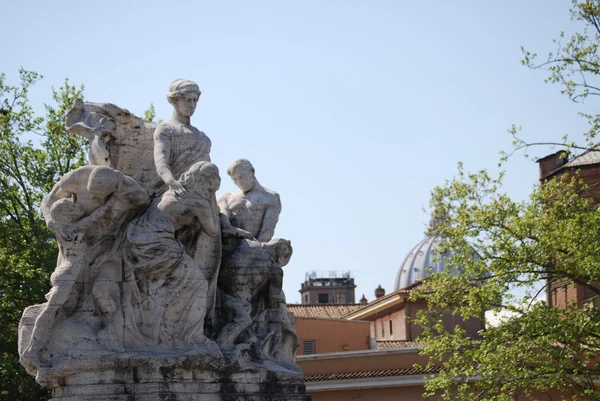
0,69,86,401
513,0,600,156
143,103,158,123
416,169,600,400
416,2,600,400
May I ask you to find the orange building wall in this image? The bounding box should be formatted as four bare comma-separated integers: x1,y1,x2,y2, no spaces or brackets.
407,300,484,340
298,349,436,400
309,386,433,401
294,317,371,355
298,348,428,375
372,308,406,341
308,385,589,401
368,300,484,342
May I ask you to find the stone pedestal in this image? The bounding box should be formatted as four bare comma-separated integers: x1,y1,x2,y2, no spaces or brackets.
50,368,309,401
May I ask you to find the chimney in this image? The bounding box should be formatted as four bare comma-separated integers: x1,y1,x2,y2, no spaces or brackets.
537,150,568,181
374,285,385,299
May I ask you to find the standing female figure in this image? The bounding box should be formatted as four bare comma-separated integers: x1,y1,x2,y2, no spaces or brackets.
153,79,211,198
152,79,222,334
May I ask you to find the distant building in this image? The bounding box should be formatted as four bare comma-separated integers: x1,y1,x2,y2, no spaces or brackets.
537,149,600,309
287,212,484,401
299,271,357,304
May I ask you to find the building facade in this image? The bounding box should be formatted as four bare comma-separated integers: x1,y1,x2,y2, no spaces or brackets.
299,271,357,304
287,213,483,400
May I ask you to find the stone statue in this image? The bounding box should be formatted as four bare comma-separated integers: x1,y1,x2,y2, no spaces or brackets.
216,158,299,372
218,159,281,242
154,79,223,330
153,79,211,197
66,100,117,167
22,195,114,368
17,80,309,401
216,238,294,362
20,165,150,377
99,161,220,351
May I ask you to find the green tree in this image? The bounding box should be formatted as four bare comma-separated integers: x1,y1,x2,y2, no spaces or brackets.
143,102,157,123
417,171,600,400
0,69,86,401
416,2,600,400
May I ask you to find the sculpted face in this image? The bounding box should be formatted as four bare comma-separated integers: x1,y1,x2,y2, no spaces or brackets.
211,175,222,194
173,93,199,118
231,168,255,193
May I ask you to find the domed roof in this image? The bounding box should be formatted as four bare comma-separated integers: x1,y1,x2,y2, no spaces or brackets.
394,232,451,290
394,209,474,291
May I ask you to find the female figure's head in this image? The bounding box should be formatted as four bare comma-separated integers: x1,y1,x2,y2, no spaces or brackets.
167,79,201,119
180,161,221,199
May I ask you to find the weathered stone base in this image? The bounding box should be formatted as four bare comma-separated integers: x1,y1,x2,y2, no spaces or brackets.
47,366,309,401
21,305,309,400
52,390,309,401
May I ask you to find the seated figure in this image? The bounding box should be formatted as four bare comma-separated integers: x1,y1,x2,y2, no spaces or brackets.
100,161,221,351
218,159,281,242
216,159,298,370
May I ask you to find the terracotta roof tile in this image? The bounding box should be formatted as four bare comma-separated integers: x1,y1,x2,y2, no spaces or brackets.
375,340,424,349
340,281,428,319
304,366,442,382
286,304,365,319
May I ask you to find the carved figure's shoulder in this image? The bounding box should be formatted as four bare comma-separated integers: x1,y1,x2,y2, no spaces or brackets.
59,165,95,189
196,130,211,145
153,121,174,138
263,187,280,204
217,192,233,206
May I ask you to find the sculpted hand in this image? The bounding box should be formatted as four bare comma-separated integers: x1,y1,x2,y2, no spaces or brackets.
235,228,255,239
48,221,84,243
169,180,187,200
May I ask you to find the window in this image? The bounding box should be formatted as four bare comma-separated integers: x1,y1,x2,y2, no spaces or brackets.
336,293,346,304
304,294,308,304
381,319,385,337
303,340,316,355
318,293,329,304
389,315,393,335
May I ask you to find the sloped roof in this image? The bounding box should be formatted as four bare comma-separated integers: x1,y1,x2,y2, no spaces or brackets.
375,340,424,349
341,280,426,320
304,365,442,382
286,303,366,319
542,145,600,179
564,145,600,168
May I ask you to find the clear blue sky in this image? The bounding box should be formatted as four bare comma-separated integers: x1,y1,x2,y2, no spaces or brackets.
2,1,592,303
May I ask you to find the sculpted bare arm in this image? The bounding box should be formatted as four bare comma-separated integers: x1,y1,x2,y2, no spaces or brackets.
194,199,219,237
217,193,231,217
42,184,70,223
154,124,188,199
41,169,83,223
257,193,281,242
153,125,175,186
